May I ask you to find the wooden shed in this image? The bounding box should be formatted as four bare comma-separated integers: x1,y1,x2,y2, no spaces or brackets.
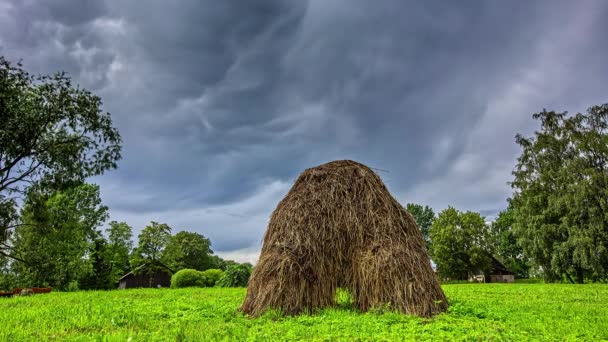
487,256,515,282
118,262,174,289
470,256,515,283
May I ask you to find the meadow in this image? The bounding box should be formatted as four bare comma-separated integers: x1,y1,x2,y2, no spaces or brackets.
1,284,607,341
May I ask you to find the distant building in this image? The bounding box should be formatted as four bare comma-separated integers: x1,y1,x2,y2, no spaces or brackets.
470,256,515,283
118,262,174,289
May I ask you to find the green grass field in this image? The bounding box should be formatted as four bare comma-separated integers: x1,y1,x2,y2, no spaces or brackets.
1,284,606,341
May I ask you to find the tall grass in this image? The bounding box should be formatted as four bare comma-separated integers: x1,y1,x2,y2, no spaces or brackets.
0,284,606,341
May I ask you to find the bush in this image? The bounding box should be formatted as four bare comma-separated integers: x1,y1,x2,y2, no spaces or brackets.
66,281,80,292
171,269,207,288
201,269,224,287
216,264,252,287
0,273,19,292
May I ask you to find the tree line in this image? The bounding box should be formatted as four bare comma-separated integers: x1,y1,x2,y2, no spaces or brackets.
1,181,247,291
2,57,608,287
408,104,608,283
407,203,528,281
0,57,246,291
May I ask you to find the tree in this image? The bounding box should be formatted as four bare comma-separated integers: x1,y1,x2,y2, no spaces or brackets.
430,207,492,280
0,198,18,261
131,222,172,269
78,236,113,290
511,105,608,283
161,231,214,272
405,203,435,250
0,56,122,261
0,249,18,291
209,255,237,271
12,183,108,289
489,207,529,278
106,221,133,284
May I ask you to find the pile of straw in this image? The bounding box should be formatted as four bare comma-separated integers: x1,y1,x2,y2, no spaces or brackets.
241,160,447,317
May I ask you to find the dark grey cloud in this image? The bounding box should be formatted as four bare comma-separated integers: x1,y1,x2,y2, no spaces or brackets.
2,0,607,259
1,0,114,89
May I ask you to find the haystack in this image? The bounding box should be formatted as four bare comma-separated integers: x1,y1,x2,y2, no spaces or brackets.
241,160,447,317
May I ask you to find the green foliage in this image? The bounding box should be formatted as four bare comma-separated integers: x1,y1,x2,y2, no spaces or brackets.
0,285,607,340
0,244,17,291
12,184,108,290
215,264,252,287
405,203,435,250
78,236,113,290
170,269,208,288
0,254,18,290
201,269,224,287
65,281,80,292
162,231,214,272
210,256,238,271
511,104,608,283
131,222,172,269
430,207,492,280
106,221,133,285
0,197,18,261
0,272,18,291
489,208,529,278
0,57,121,261
170,268,224,288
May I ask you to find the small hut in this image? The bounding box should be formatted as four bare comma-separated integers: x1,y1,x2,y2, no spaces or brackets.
118,262,174,289
469,256,515,283
241,160,448,317
486,256,515,283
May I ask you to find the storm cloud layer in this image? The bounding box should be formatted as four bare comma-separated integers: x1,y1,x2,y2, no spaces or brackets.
2,0,607,262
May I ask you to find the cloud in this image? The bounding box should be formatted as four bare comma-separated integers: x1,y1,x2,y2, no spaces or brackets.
2,0,608,260
400,0,608,216
104,180,291,253
215,246,262,265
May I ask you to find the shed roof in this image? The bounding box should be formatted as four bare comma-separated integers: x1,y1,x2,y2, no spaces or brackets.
119,261,174,281
488,255,514,275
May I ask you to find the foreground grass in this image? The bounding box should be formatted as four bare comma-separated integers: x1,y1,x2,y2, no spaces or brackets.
1,284,607,341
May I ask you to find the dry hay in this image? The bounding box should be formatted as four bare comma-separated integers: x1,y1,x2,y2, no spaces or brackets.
241,160,447,317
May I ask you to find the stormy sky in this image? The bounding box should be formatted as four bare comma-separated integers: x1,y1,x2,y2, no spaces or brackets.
1,0,607,262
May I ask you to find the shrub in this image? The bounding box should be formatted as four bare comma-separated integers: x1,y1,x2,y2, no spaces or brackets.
0,274,19,292
201,269,224,287
216,264,252,287
66,281,80,292
171,269,207,288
